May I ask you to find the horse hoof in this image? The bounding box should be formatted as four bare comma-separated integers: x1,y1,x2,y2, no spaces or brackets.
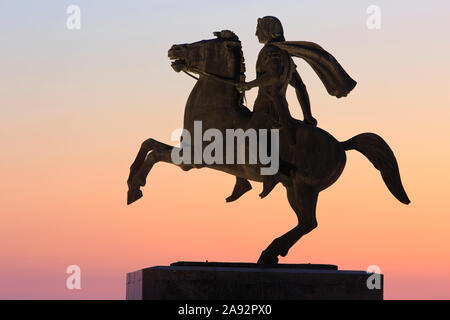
257,250,279,266
127,189,143,205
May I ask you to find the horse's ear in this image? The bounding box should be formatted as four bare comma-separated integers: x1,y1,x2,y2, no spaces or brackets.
221,30,239,41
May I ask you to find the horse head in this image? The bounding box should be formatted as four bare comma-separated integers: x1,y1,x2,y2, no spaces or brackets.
168,30,245,84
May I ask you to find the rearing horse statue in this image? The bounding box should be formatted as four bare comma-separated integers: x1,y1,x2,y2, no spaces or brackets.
127,30,410,265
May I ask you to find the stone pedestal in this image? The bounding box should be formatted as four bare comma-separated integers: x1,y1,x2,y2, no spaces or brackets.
126,262,383,300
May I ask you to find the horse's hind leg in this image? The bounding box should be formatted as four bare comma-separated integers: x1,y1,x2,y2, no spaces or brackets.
127,138,173,187
257,183,318,265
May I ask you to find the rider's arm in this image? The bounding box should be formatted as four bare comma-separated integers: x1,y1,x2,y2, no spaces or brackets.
246,70,278,89
244,48,283,89
290,70,317,126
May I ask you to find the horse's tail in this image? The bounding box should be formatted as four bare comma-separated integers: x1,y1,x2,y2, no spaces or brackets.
341,133,410,205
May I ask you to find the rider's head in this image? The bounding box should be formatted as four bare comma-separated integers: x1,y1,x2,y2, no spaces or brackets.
256,16,285,44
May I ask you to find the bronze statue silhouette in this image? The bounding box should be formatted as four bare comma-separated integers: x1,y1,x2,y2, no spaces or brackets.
127,17,410,265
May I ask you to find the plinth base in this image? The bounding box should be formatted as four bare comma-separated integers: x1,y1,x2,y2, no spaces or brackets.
126,261,383,300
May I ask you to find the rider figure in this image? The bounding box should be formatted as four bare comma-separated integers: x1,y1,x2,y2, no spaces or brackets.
227,16,317,202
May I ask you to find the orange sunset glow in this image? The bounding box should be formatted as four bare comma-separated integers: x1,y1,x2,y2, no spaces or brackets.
1,1,449,299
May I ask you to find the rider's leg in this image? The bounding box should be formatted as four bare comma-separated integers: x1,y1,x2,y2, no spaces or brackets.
259,120,295,199
231,105,295,200
259,158,294,198
226,177,252,202
271,95,296,146
259,173,280,198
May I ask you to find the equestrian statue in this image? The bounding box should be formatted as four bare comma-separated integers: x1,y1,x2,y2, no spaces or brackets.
127,16,410,265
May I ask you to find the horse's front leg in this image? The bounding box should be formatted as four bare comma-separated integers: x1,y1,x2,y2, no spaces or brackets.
127,138,173,188
127,145,195,205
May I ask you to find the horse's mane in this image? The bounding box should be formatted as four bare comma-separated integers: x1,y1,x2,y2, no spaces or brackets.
214,30,246,84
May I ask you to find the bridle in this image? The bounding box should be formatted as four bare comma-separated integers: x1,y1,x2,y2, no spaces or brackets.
182,65,247,106
183,66,237,86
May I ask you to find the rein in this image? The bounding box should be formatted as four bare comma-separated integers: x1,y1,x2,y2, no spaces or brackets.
182,70,200,81
182,67,247,106
185,66,237,86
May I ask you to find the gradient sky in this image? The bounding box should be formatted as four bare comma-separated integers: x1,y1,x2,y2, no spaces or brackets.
1,0,449,299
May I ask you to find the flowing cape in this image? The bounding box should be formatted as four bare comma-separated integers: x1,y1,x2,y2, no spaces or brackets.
273,41,357,98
